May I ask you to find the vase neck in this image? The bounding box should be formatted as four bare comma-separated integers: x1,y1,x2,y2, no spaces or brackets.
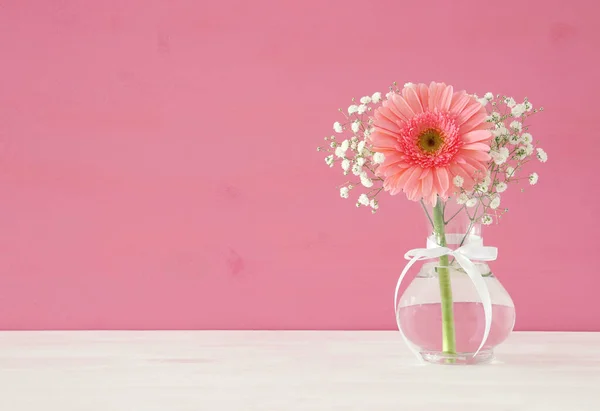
424,199,483,247
426,233,483,249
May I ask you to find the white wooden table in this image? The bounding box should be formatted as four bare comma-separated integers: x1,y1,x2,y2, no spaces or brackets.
0,331,598,410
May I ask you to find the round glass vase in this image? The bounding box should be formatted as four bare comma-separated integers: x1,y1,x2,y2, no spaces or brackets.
396,201,515,365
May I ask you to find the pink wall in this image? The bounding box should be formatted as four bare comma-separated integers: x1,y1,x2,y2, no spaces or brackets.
0,0,597,330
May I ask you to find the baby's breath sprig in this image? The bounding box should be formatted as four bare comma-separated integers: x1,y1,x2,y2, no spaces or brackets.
449,93,548,228
317,91,386,213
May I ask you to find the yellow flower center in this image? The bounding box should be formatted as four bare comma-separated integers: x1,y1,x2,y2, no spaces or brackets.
417,128,444,154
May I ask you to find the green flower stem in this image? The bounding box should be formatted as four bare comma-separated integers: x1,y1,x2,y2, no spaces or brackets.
432,199,456,356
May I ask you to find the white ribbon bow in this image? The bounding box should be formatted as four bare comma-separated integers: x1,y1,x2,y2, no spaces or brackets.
394,235,498,357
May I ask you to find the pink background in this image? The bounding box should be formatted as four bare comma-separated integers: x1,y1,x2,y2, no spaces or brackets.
0,0,597,330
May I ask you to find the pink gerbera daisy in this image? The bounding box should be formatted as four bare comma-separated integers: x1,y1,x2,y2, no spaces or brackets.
370,82,492,205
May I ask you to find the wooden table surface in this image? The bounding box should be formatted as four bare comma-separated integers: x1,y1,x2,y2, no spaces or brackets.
0,331,598,410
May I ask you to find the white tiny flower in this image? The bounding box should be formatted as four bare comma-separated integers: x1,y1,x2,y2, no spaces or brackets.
495,182,507,193
357,141,366,154
340,140,349,151
341,159,351,172
490,196,501,209
371,92,382,103
352,162,362,176
333,122,343,133
524,144,534,156
363,128,371,138
492,125,509,137
404,82,414,88
348,105,358,114
351,121,360,133
361,179,373,189
373,152,385,164
506,167,516,178
385,91,393,100
521,132,533,144
505,97,516,108
453,175,464,188
514,147,527,160
358,193,369,206
357,104,367,114
488,112,501,122
490,147,509,165
529,172,539,185
360,96,371,104
508,133,520,145
369,199,379,210
511,103,526,117
325,155,334,167
478,98,488,107
510,121,522,131
483,172,492,187
466,198,478,208
350,141,357,150
493,136,508,147
334,146,346,158
490,150,506,165
536,148,548,163
484,92,494,101
356,156,366,166
525,101,533,111
360,172,373,188
340,187,349,199
481,215,493,225
456,193,469,205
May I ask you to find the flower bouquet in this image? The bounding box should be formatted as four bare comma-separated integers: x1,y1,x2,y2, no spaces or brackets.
318,82,547,365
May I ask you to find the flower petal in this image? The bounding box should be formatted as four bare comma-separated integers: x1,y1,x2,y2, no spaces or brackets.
421,168,433,197
438,85,453,111
461,142,491,151
449,90,471,115
391,94,416,121
457,149,491,162
457,162,479,181
370,131,398,150
460,111,488,133
426,192,438,205
407,181,423,201
463,156,488,175
416,83,429,106
403,86,424,114
450,164,475,189
462,130,492,143
374,107,402,133
433,167,450,195
456,100,484,127
428,82,443,111
402,166,423,194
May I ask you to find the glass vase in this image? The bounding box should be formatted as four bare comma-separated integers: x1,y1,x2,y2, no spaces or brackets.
396,199,515,365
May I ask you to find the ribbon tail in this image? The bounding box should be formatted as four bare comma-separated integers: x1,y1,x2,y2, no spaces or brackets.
454,253,492,356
